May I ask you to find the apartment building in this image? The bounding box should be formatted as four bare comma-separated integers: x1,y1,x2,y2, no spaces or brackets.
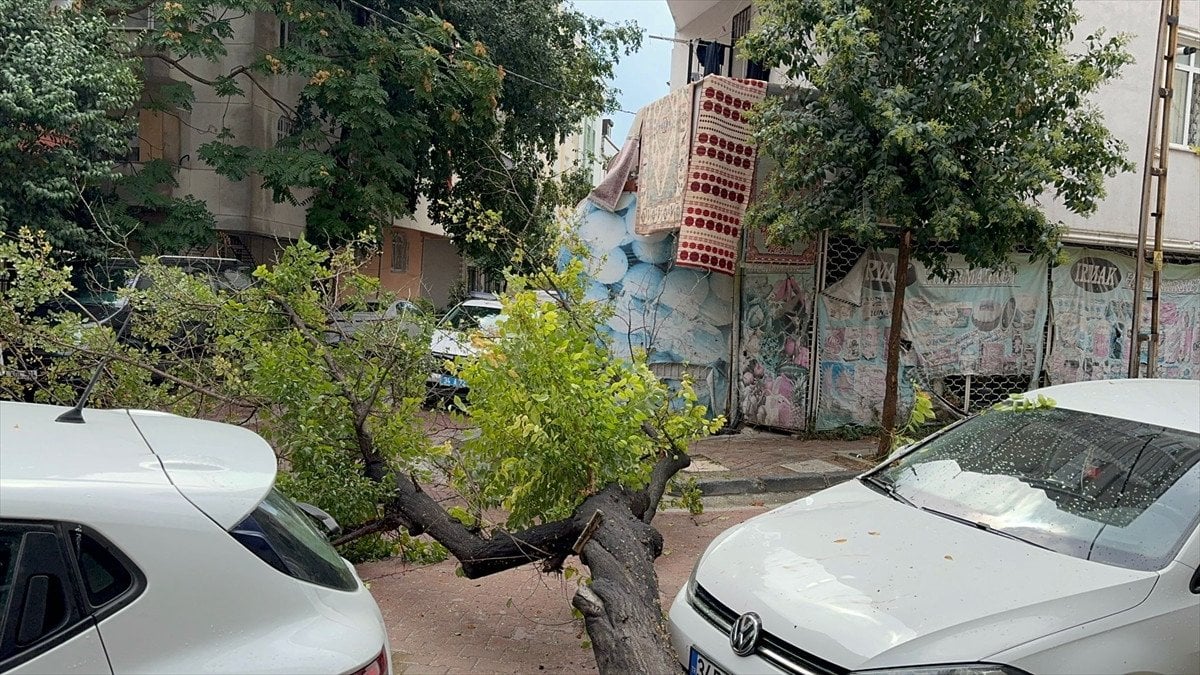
126,10,468,308
665,0,1200,252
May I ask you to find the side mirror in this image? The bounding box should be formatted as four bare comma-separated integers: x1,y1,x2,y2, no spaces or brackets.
1190,566,1199,595
294,502,342,539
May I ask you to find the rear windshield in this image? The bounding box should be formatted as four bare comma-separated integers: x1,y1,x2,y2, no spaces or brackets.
875,408,1200,571
230,489,357,591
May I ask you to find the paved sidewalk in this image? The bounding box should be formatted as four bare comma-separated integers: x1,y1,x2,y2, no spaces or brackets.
360,506,771,675
681,427,877,496
423,407,882,498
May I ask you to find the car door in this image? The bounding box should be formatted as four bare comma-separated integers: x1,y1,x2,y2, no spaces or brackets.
0,523,111,674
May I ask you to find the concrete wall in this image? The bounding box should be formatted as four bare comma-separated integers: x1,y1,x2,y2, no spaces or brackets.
666,0,1200,250
143,11,309,259
1042,2,1200,250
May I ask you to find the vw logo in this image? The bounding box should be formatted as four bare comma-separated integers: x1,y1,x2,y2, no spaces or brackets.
729,612,762,656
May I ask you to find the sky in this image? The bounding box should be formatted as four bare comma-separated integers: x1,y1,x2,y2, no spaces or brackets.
574,0,676,142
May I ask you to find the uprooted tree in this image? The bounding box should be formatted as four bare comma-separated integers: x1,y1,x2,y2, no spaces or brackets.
741,0,1134,457
0,230,721,673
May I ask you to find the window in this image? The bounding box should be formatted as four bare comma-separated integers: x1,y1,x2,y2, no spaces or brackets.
122,7,154,31
279,19,292,47
0,524,85,666
0,531,19,615
731,5,770,82
73,531,135,608
1171,40,1200,147
230,489,358,591
276,115,294,145
390,228,409,272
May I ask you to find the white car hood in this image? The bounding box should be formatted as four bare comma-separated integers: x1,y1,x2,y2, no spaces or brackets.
431,328,478,358
695,480,1157,670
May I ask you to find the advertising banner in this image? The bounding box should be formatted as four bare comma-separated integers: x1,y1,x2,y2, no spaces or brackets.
1048,248,1200,382
815,251,1049,429
738,271,817,430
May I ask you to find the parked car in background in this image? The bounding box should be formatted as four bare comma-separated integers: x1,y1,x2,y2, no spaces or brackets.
327,299,424,344
670,379,1200,675
427,293,503,393
0,401,391,675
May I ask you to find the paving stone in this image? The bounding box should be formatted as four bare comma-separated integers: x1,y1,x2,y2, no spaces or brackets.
681,456,730,472
780,459,850,474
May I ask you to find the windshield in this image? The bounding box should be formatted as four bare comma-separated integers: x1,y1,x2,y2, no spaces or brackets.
31,295,126,325
441,303,501,331
873,407,1200,571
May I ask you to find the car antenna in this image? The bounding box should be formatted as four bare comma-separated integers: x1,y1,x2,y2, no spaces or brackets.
55,304,135,424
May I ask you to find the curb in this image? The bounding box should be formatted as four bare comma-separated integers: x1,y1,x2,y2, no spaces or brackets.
673,470,862,497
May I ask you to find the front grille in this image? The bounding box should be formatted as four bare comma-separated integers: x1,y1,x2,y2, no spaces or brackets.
691,584,848,675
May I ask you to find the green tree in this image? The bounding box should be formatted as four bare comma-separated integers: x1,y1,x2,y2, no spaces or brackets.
110,0,635,264
742,0,1133,456
0,0,139,259
1,232,719,673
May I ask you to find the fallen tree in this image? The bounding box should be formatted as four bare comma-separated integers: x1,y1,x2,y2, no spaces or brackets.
0,232,719,672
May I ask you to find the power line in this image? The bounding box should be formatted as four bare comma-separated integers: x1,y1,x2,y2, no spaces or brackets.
337,0,638,116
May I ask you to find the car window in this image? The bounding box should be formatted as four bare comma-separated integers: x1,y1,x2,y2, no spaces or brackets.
441,303,501,331
74,531,134,608
230,489,357,591
0,524,85,665
0,531,19,613
876,408,1200,571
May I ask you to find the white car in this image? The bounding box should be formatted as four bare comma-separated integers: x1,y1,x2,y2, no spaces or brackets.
427,295,503,392
0,401,391,675
670,379,1200,675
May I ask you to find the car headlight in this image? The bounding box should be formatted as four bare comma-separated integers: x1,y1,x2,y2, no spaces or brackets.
686,557,700,599
853,665,1029,675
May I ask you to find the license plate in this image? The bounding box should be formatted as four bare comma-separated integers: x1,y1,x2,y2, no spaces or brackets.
439,374,466,388
689,647,727,675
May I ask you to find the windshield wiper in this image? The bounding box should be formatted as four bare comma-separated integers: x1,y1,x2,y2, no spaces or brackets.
859,475,915,507
918,507,1054,552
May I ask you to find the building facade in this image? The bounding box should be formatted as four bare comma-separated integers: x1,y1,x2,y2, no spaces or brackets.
664,0,1200,252
127,10,465,308
566,2,1200,432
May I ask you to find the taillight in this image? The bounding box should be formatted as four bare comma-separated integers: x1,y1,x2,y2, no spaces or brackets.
348,648,388,675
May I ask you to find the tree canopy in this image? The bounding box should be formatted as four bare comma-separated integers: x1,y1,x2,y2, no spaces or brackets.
742,0,1134,275
0,0,139,257
5,0,636,268
742,0,1134,453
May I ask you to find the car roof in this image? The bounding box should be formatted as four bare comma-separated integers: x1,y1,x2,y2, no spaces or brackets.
0,402,276,528
459,298,503,309
1029,379,1199,434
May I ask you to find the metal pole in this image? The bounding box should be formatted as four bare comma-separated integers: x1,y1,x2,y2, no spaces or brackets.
1147,0,1183,377
1128,0,1170,378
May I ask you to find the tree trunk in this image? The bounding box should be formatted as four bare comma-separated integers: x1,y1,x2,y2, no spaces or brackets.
571,485,680,674
377,453,689,675
876,230,912,459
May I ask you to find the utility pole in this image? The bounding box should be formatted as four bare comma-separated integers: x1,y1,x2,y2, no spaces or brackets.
1129,0,1182,378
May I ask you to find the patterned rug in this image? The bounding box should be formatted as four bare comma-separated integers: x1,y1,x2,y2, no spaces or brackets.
674,77,767,276
742,227,818,269
634,84,696,235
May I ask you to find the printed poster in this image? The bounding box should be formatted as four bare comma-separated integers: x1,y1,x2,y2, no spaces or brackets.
739,271,817,431
1048,248,1200,382
815,251,1049,429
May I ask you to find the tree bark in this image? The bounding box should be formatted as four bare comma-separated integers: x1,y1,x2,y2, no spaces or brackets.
380,454,688,674
571,485,680,675
877,230,912,459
